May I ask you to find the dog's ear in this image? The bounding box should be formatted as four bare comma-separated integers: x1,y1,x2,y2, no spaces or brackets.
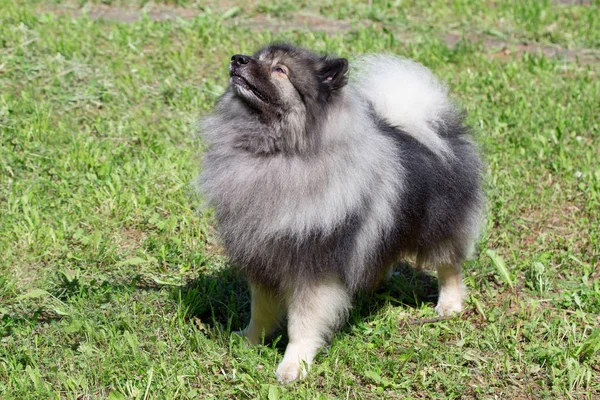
319,58,348,92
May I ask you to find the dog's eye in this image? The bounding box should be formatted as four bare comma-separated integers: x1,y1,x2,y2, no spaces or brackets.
273,66,286,74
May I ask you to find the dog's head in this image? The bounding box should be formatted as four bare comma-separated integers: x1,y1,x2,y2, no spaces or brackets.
229,43,348,122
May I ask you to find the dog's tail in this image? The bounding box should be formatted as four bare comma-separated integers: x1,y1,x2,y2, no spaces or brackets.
351,55,460,158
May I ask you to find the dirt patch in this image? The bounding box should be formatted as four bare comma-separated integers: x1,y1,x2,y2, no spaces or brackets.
88,5,200,22
444,33,600,64
36,4,599,64
553,0,591,4
236,12,354,34
37,3,356,33
37,3,353,33
517,201,594,259
117,227,148,255
39,3,203,23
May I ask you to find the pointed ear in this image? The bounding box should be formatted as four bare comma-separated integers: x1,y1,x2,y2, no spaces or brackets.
319,58,349,91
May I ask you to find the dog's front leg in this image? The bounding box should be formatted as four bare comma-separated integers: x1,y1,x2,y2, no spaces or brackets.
276,275,350,384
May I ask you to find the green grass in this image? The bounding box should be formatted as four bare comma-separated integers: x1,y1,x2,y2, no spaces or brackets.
1,0,599,398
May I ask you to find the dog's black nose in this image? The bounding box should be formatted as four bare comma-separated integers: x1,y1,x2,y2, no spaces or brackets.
231,54,250,65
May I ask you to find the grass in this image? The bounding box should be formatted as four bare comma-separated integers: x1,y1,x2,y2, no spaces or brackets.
1,0,599,398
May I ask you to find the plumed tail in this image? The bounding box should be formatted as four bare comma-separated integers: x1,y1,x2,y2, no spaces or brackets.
351,55,461,157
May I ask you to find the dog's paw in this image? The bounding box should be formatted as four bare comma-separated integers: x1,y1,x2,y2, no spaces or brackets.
275,361,306,384
434,299,463,316
435,284,466,316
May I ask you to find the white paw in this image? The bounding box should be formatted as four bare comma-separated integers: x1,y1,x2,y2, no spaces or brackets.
434,297,463,316
275,361,306,384
434,301,463,316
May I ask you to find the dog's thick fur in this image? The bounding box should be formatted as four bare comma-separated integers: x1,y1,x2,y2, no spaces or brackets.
198,44,484,384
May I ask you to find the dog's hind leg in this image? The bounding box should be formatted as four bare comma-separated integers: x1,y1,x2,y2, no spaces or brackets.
433,210,481,316
237,283,283,345
275,275,351,384
434,262,467,316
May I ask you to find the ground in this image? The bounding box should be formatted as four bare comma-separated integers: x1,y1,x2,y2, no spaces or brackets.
0,0,599,398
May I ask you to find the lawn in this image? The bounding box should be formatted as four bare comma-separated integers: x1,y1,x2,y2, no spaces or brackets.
1,0,599,398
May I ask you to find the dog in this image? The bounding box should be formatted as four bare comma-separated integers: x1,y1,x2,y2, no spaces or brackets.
198,43,484,384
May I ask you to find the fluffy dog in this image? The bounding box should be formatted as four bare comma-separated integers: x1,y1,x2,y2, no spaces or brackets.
198,43,484,384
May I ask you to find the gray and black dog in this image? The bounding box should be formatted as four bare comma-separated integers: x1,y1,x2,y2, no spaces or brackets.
198,43,484,384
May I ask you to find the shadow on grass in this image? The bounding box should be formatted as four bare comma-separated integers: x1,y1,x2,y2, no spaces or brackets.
1,271,185,334
173,260,439,349
173,267,251,335
348,261,439,325
4,260,438,351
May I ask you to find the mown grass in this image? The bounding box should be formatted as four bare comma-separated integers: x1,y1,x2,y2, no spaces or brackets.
1,0,599,398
